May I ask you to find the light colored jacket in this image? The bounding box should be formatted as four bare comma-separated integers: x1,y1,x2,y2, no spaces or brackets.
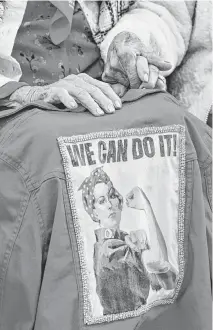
0,0,212,122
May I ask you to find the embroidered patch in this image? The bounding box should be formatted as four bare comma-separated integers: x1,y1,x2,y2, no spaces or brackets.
58,125,185,325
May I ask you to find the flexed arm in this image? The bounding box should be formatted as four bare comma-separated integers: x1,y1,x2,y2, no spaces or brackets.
126,187,176,290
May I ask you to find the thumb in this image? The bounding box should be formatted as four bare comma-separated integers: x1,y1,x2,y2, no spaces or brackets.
110,83,128,97
146,55,172,71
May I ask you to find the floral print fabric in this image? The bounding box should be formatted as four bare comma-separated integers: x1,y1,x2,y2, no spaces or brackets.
11,1,103,86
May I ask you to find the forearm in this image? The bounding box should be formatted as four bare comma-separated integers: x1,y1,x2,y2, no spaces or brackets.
0,85,52,109
156,268,177,290
9,86,45,104
0,81,29,109
143,202,169,268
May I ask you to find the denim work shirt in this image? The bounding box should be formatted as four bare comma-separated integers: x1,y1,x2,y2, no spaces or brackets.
0,90,212,330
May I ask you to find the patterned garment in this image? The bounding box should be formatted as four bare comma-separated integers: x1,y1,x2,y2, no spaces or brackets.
11,1,103,86
90,0,135,44
94,228,151,315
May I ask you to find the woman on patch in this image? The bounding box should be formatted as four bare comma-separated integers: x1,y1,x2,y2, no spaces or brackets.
79,167,176,315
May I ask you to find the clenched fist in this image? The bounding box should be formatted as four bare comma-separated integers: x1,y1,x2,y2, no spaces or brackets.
102,31,172,91
126,186,150,211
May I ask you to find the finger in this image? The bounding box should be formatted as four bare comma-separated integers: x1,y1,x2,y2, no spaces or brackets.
76,79,115,114
137,230,146,243
126,191,134,200
125,236,138,251
156,75,167,90
130,232,138,244
88,86,116,114
145,55,172,71
110,83,127,98
140,64,159,89
119,52,141,89
79,73,122,109
47,88,78,110
70,87,104,116
136,56,150,84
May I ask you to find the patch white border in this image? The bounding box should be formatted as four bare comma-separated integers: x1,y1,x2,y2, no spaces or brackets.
57,125,186,325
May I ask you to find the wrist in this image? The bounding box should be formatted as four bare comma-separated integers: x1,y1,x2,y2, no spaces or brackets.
146,260,170,274
9,86,46,104
9,86,30,104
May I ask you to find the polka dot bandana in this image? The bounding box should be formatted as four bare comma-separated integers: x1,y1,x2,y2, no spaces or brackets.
78,167,111,221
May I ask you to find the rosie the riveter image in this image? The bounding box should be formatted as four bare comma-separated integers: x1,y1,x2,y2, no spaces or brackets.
79,167,177,316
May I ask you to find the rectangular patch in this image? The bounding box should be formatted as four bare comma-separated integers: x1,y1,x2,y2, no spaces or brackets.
58,125,185,325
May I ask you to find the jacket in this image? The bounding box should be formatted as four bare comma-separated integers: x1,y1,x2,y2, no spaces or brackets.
0,89,212,330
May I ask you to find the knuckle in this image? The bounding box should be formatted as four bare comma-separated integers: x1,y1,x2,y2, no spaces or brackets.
73,75,81,83
76,89,88,99
48,86,56,94
78,73,88,80
56,87,66,95
89,86,98,94
64,74,72,79
101,83,113,93
149,65,159,72
158,75,166,83
67,74,78,83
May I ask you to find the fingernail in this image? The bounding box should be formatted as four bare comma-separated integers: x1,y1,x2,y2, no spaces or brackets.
70,102,77,108
108,104,115,113
143,73,149,83
139,83,146,90
96,107,104,115
115,100,122,109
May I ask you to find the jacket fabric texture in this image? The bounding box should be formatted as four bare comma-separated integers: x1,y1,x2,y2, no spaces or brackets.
0,89,212,330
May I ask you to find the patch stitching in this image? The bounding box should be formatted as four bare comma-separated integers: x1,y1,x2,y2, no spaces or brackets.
57,125,186,325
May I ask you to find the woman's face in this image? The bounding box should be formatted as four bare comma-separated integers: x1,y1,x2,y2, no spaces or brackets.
93,182,122,229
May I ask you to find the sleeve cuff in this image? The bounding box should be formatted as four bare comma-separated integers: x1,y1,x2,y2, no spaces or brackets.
0,81,28,99
99,8,184,75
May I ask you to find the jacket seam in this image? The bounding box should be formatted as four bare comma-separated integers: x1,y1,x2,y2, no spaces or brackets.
31,190,48,257
204,164,212,211
32,171,66,189
0,152,66,191
178,160,194,299
0,157,46,269
0,155,66,253
0,152,39,190
198,155,212,169
30,176,69,261
62,182,83,329
0,192,30,317
186,160,194,248
0,109,42,146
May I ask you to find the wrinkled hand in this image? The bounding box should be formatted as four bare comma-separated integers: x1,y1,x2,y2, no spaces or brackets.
10,73,122,117
102,31,172,92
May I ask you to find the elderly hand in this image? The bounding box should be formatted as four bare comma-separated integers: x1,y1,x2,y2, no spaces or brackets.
9,73,122,117
102,31,172,93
